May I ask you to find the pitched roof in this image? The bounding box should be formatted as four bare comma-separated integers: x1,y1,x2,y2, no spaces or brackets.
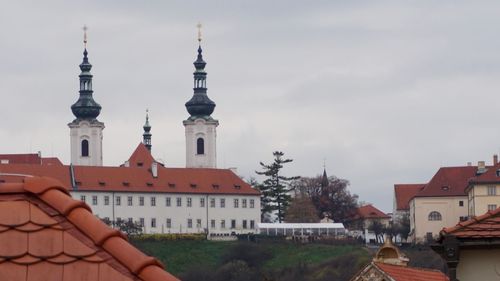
126,143,155,168
468,162,500,184
439,207,500,239
415,166,477,198
394,184,425,211
354,204,390,219
0,176,179,281
0,161,259,196
374,262,449,281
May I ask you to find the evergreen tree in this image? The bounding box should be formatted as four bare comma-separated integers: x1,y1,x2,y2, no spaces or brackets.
256,151,299,223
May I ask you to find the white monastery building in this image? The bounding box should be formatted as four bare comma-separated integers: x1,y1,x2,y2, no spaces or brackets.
0,30,261,235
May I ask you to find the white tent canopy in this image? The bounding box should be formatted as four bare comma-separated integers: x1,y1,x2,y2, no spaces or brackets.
257,223,346,236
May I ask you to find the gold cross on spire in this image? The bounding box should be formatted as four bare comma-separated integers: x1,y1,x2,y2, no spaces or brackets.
197,22,202,43
83,25,88,48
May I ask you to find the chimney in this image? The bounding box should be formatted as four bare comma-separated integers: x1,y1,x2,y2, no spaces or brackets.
124,161,130,167
494,154,498,165
477,161,487,174
151,162,158,178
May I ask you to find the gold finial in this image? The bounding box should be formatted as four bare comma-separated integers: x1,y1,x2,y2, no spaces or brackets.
197,22,202,43
83,25,88,48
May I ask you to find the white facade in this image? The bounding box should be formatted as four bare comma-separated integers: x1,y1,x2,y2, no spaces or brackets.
183,118,218,168
71,190,260,235
69,120,104,166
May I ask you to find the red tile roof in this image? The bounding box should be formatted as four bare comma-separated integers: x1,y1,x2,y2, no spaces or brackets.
374,262,449,281
439,207,500,239
0,162,259,196
468,162,500,184
394,184,425,211
354,204,390,219
415,166,477,198
0,154,41,164
0,176,179,281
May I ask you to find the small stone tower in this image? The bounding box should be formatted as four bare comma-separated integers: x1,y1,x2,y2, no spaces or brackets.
68,27,104,166
183,27,218,168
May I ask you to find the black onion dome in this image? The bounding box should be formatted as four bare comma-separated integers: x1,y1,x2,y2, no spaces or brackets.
71,49,102,120
185,45,216,118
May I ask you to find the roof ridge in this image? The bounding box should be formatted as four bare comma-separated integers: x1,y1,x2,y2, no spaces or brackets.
16,176,178,281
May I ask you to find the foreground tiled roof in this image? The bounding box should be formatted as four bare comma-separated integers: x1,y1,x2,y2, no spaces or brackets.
354,204,390,219
0,176,179,281
415,166,477,198
394,184,425,211
439,207,500,239
374,262,449,281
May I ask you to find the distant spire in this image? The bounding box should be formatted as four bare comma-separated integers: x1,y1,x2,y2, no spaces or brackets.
71,25,102,120
197,22,202,43
143,109,152,151
321,167,329,188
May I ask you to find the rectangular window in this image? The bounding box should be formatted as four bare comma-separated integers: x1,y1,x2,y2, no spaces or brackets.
242,199,247,208
210,198,215,208
116,196,121,206
487,186,497,196
187,197,192,207
166,197,171,207
188,219,193,228
151,218,156,228
231,219,236,229
128,196,133,206
166,218,172,228
139,218,144,227
234,199,239,208
250,220,255,229
488,204,498,211
211,219,215,229
196,219,202,228
151,197,156,206
242,220,247,229
139,196,144,206
459,200,464,207
221,220,226,229
250,199,255,208
128,217,133,223
92,196,98,206
220,198,225,208
176,197,182,207
116,217,122,223
200,198,205,207
104,196,109,206
80,195,86,203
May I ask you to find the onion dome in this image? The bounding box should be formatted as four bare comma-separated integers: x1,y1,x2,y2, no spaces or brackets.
71,48,102,120
185,45,216,118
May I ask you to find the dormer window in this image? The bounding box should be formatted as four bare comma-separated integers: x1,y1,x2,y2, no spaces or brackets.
122,182,130,187
137,162,144,167
146,182,153,187
168,183,176,188
212,184,219,189
98,181,106,186
234,184,241,190
441,186,449,191
75,181,82,186
190,183,197,188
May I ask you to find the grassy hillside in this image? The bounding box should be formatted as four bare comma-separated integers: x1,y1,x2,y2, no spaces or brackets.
132,239,369,276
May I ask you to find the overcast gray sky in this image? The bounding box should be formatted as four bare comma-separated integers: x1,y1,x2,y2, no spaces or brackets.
1,1,500,212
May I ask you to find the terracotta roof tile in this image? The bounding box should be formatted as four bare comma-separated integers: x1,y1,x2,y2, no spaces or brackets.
440,207,500,239
415,166,476,197
127,143,155,168
354,204,390,219
374,262,449,281
394,184,425,211
0,154,41,165
469,162,500,184
0,176,179,281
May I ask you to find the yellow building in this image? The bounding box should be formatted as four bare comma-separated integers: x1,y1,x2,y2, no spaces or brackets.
466,160,500,216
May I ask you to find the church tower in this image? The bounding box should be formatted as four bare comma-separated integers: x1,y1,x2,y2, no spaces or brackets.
183,25,218,168
68,27,104,166
143,111,152,151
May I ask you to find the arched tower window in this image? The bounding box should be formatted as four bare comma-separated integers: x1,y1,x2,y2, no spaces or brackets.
428,211,442,221
81,140,89,157
197,138,204,155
